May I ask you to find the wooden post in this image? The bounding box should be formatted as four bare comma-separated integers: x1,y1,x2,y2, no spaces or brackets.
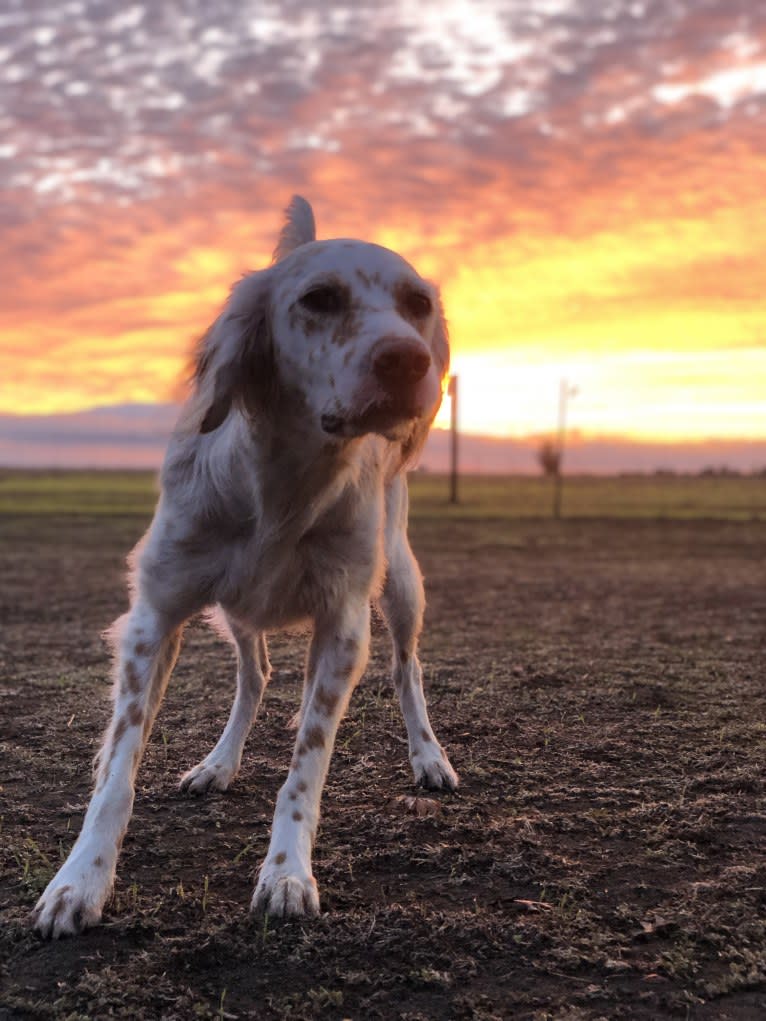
448,374,458,504
553,379,577,519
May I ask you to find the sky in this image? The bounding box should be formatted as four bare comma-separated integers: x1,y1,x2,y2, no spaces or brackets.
1,0,765,467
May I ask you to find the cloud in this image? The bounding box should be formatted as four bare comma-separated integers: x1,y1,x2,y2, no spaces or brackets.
0,1,764,440
3,0,764,222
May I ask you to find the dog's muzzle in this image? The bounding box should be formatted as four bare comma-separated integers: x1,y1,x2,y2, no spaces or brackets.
322,337,433,438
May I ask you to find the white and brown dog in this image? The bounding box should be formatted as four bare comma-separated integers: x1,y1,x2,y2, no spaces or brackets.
32,196,458,937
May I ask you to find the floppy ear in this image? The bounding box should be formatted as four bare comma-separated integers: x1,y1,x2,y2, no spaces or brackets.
271,195,316,263
430,289,451,379
183,270,274,435
400,292,451,467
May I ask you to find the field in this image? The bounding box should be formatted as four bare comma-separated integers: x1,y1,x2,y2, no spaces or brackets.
1,471,765,1019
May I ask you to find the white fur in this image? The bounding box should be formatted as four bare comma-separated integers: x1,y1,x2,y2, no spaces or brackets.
32,197,458,937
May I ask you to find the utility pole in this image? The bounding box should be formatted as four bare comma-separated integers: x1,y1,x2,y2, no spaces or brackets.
553,378,577,519
448,374,459,504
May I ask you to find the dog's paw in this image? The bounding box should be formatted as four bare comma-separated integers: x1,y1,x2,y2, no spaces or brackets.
179,759,236,795
31,862,111,939
413,747,459,792
251,865,319,919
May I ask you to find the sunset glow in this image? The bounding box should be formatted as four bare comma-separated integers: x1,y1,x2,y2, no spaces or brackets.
1,0,765,465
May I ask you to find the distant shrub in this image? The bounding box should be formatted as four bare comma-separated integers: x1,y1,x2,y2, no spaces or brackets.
537,440,561,478
699,466,742,478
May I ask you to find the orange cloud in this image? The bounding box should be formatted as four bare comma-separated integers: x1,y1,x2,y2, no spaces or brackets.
1,1,765,447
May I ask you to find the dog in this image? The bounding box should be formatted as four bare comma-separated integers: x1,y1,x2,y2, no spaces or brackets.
32,196,458,937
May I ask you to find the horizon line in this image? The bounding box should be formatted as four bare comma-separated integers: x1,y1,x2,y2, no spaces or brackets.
1,401,765,449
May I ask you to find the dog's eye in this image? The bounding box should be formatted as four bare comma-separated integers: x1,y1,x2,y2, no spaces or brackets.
299,285,346,316
401,290,432,320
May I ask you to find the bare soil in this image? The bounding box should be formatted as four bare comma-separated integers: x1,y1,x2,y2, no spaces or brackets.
1,512,765,1019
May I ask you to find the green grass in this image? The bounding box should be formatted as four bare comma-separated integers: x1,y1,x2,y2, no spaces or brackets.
0,469,159,515
409,472,766,520
0,468,764,520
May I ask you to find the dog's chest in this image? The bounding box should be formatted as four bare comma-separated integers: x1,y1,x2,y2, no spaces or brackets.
226,514,383,627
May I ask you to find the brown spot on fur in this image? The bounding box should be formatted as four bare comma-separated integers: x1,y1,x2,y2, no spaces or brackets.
93,856,103,867
331,301,362,347
112,717,127,749
127,700,143,727
305,725,325,750
292,811,303,821
124,660,141,695
344,636,359,653
296,742,307,757
289,791,297,800
400,648,409,664
101,715,129,777
314,686,339,717
275,852,286,865
421,728,433,743
302,315,323,335
298,780,307,792
134,642,149,657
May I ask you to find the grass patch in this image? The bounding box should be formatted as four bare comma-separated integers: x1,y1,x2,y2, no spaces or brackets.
0,469,158,515
0,468,764,520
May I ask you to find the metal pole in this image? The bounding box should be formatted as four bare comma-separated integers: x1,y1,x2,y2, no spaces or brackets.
553,378,568,520
553,379,577,519
448,374,458,504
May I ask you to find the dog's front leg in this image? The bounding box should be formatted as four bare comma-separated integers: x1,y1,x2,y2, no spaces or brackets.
32,602,183,938
252,601,370,918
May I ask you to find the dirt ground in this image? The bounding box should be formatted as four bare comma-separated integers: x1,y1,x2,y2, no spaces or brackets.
1,510,765,1019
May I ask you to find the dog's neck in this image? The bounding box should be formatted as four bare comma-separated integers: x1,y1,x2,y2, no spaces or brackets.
254,420,384,533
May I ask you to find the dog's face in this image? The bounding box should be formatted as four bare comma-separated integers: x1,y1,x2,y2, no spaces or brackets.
269,240,448,441
190,200,450,447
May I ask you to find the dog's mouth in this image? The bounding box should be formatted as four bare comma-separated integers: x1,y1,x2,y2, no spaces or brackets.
321,396,423,439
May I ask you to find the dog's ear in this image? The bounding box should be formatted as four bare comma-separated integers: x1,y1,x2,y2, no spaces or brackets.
185,271,274,435
430,289,450,378
197,315,272,433
399,290,451,468
271,195,316,263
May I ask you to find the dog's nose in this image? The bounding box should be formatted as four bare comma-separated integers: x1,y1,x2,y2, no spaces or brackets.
373,339,431,388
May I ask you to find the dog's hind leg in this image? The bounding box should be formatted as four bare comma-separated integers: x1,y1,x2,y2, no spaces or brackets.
32,598,186,938
180,616,270,794
380,478,458,791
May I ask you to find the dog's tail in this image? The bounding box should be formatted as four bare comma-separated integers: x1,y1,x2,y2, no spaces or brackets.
272,195,317,263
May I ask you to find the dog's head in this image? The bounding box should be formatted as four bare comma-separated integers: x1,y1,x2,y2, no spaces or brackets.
188,197,449,456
